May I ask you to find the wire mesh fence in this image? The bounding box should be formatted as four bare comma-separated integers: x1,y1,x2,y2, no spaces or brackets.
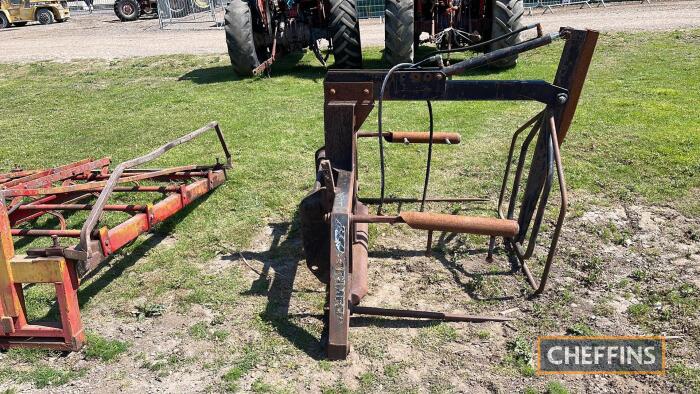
66,0,117,11
355,0,646,19
67,0,647,20
357,0,383,19
523,0,608,14
157,0,225,28
67,0,226,22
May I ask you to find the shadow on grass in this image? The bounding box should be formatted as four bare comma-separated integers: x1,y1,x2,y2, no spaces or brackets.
222,213,327,360
432,230,520,302
362,203,520,302
178,39,513,85
227,211,459,359
178,50,414,84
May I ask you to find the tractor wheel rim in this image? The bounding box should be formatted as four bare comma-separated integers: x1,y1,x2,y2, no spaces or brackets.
123,3,134,15
39,13,49,23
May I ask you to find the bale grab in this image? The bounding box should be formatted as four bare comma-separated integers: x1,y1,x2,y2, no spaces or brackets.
300,27,599,359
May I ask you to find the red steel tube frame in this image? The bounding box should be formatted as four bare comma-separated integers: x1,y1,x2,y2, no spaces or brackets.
0,122,232,351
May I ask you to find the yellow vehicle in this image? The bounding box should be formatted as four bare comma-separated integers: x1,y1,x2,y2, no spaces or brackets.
0,0,70,28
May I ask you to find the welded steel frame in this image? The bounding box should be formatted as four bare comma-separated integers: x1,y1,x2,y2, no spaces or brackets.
314,28,598,359
0,122,231,350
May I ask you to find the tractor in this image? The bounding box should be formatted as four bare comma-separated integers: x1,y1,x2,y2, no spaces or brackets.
113,0,157,21
224,0,362,76
0,0,69,28
387,0,525,67
224,0,524,76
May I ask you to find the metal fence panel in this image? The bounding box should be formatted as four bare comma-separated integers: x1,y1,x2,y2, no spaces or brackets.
157,0,225,28
355,0,646,19
357,0,383,19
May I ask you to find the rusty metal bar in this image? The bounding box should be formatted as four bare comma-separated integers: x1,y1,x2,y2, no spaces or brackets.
352,212,519,238
497,112,545,220
356,131,461,144
0,169,43,185
351,306,513,322
10,229,81,238
0,159,105,189
328,169,354,360
552,29,600,144
359,197,488,205
5,158,111,192
516,115,568,295
112,186,181,193
8,192,94,227
84,173,225,274
2,166,198,198
16,204,149,212
350,203,369,306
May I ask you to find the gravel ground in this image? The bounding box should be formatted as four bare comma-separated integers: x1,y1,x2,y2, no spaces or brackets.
1,0,699,63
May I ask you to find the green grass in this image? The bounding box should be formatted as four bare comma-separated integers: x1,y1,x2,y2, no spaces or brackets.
545,381,570,394
669,363,700,392
222,344,260,392
503,337,535,377
84,332,130,362
0,365,84,389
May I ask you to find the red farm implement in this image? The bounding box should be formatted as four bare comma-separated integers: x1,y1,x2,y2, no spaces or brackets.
300,28,598,359
0,122,231,350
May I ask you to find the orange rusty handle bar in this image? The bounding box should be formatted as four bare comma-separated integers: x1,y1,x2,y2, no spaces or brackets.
353,212,519,238
78,122,232,261
356,131,461,144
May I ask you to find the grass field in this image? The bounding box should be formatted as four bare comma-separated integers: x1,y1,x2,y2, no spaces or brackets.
0,29,699,393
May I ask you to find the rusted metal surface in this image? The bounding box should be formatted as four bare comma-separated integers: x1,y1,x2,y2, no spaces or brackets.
300,28,598,359
399,212,519,237
350,203,368,306
351,306,512,323
552,28,600,144
327,169,353,360
356,131,461,144
351,212,518,237
0,122,232,350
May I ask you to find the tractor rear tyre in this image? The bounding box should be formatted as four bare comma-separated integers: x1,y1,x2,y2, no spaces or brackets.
488,0,524,68
384,0,414,65
0,14,9,29
329,0,362,68
36,8,55,25
114,0,141,21
224,0,261,76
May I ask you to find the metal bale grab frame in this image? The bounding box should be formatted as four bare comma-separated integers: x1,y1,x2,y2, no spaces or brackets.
300,27,599,359
0,122,231,350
